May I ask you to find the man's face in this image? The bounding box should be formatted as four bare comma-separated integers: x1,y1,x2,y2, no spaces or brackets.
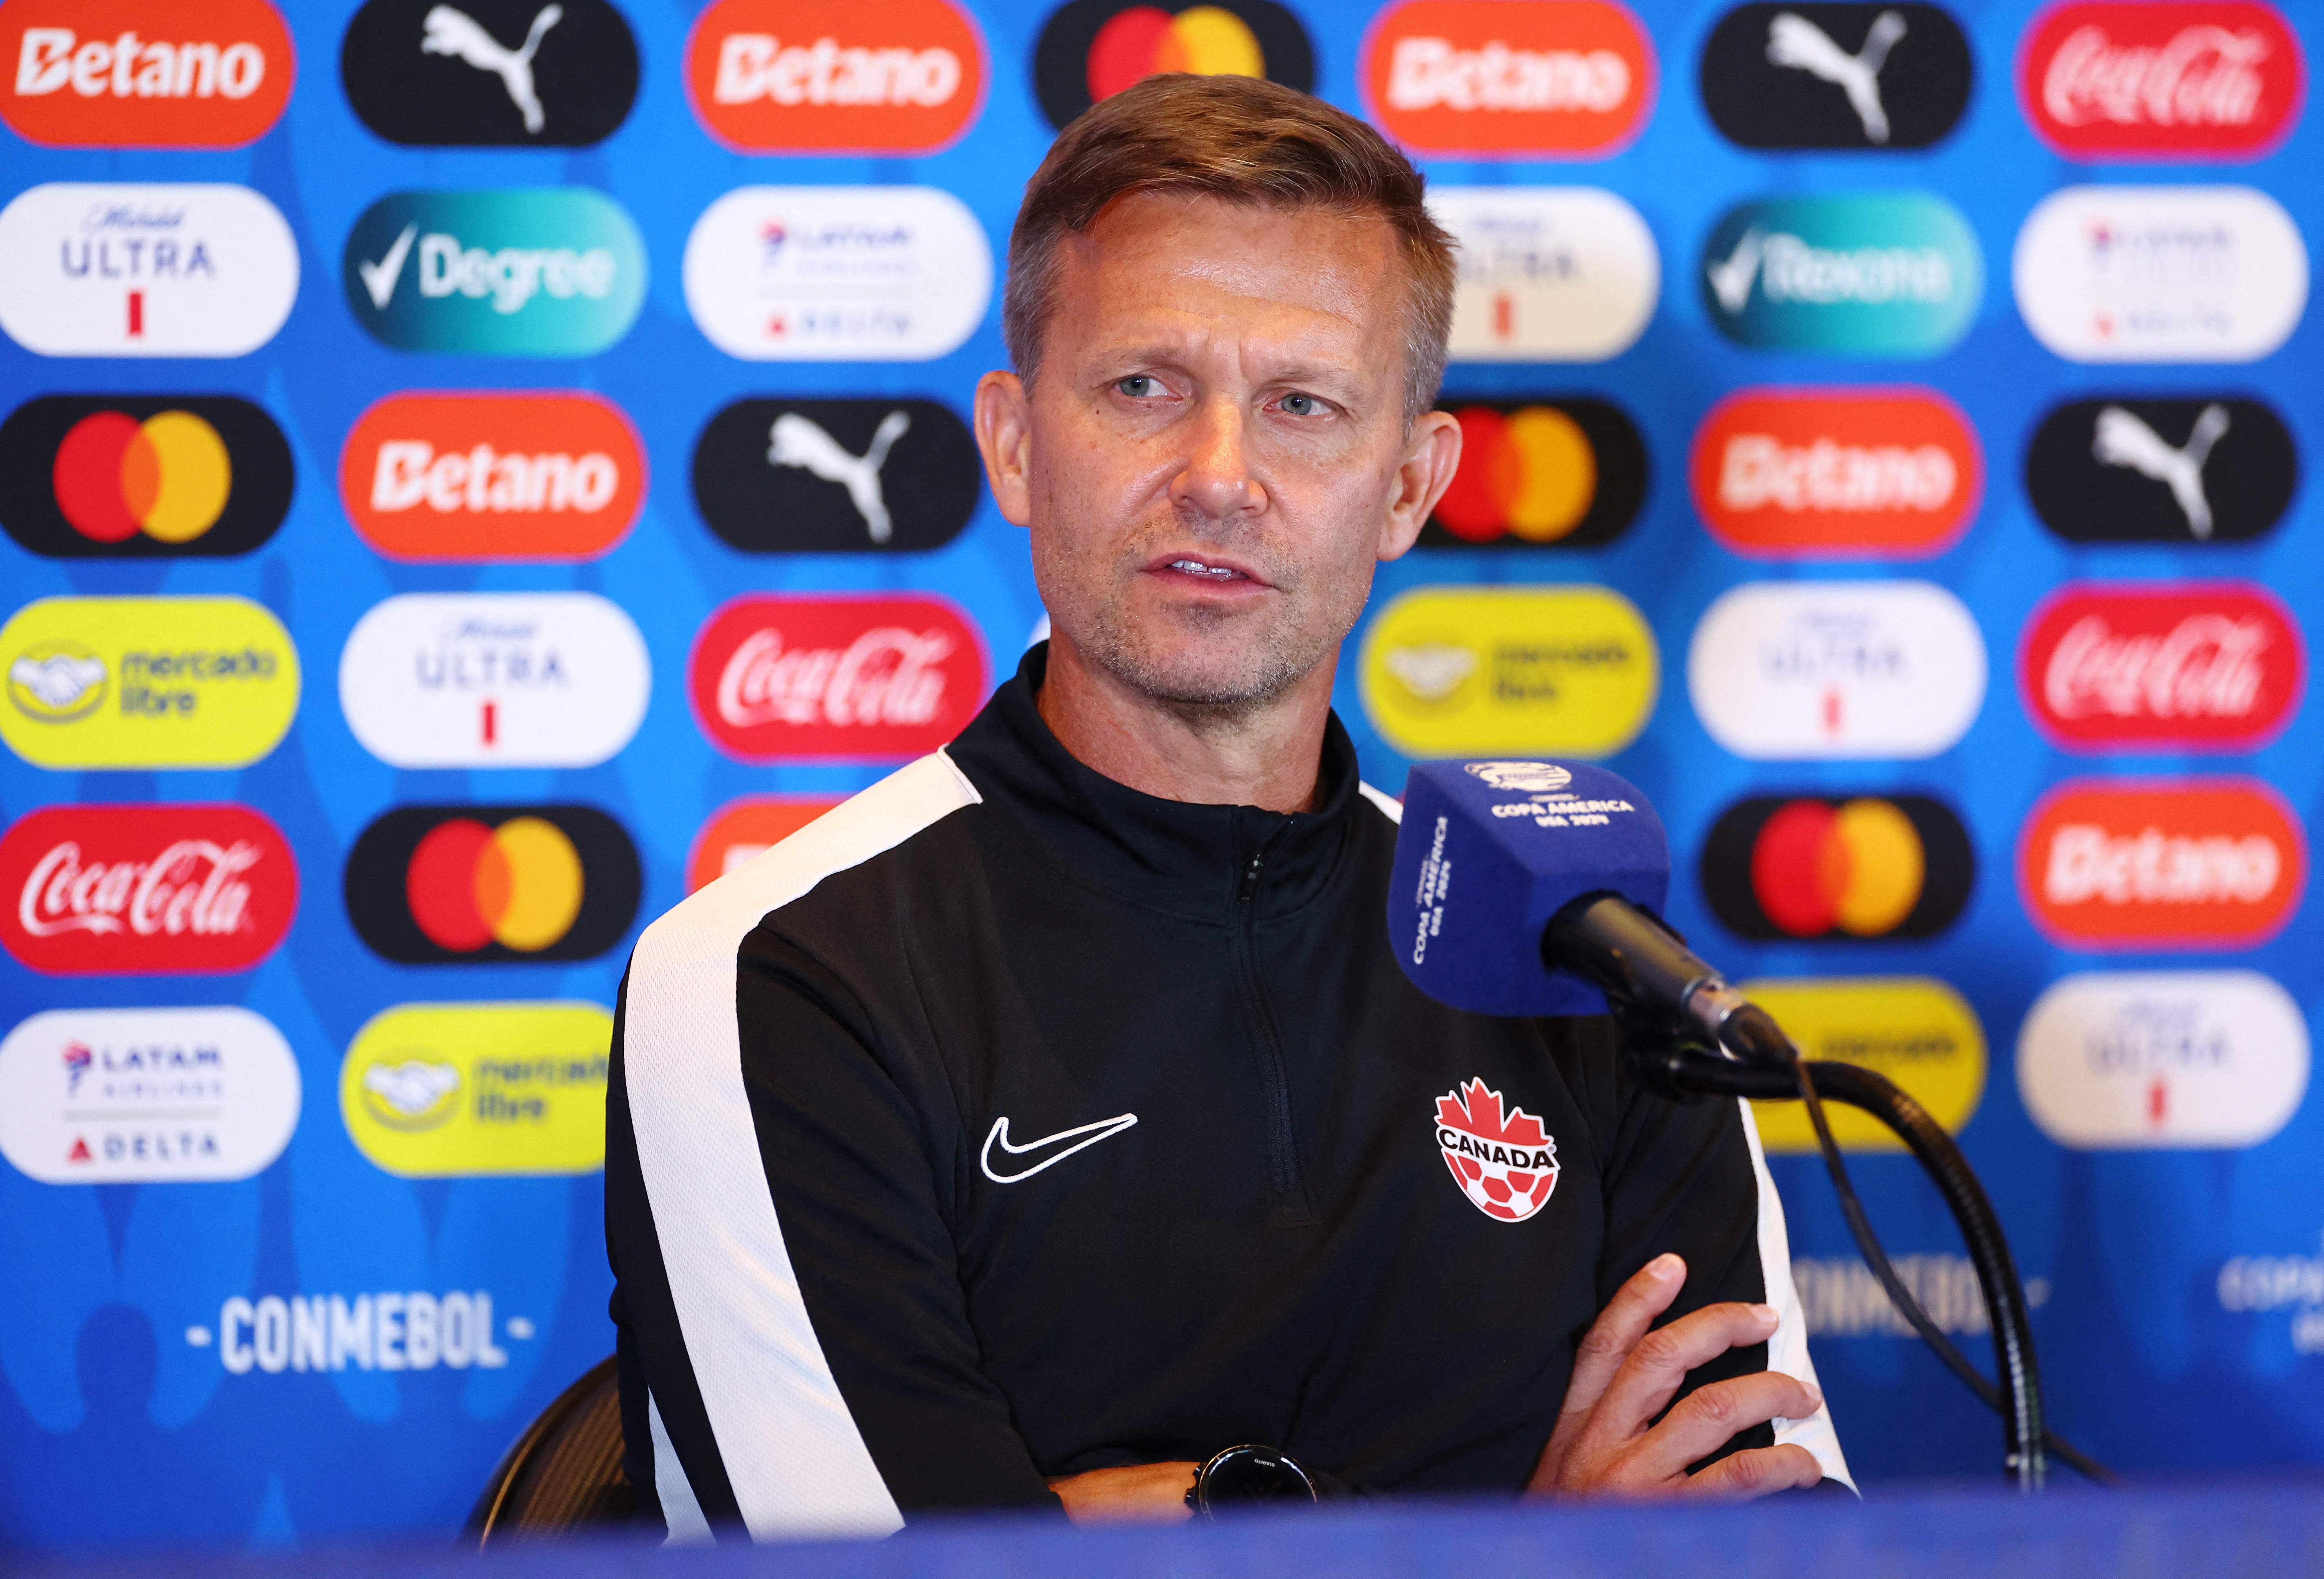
978,193,1456,713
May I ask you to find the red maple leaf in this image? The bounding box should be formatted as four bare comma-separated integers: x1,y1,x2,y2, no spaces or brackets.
1437,1078,1547,1145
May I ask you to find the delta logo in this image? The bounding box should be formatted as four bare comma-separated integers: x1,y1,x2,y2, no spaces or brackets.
1434,1078,1559,1223
687,0,984,152
342,0,639,147
1,0,294,147
2021,583,2303,752
687,797,843,891
1690,388,1979,558
340,392,642,561
1361,0,1654,157
341,1000,610,1176
2019,778,2304,949
345,805,640,966
691,593,988,762
1432,187,1659,362
692,397,979,554
2024,396,2297,547
1741,977,1984,1153
0,803,296,975
2020,2,2305,161
0,395,292,560
1701,193,1981,356
1422,398,1645,549
1700,3,1974,151
1701,793,1972,942
1032,0,1314,130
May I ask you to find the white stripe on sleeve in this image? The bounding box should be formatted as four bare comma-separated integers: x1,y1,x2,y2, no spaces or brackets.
1739,1099,1857,1493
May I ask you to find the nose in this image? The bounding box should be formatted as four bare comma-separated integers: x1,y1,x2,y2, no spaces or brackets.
1169,397,1268,525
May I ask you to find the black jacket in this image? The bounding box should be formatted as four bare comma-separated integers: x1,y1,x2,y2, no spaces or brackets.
606,645,1847,1540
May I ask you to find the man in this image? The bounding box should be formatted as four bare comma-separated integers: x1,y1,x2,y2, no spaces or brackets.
608,74,1848,1541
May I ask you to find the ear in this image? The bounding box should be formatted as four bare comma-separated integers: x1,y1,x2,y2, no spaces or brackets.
974,370,1035,529
1377,409,1463,562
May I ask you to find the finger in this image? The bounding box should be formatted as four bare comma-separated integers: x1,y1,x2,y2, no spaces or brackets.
1628,1371,1824,1484
1586,1300,1783,1441
1557,1254,1687,1428
1678,1443,1824,1501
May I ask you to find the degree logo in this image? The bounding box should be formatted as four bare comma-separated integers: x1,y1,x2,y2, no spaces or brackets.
687,797,843,892
2019,778,2305,949
0,182,298,358
2025,396,2296,546
345,804,640,965
693,398,979,554
341,0,639,147
341,1001,610,1176
1740,977,1985,1153
339,391,642,561
1700,3,1972,150
1361,0,1655,157
2019,2,2305,161
687,0,985,152
0,596,298,770
0,394,292,559
343,189,646,356
1432,187,1659,362
0,0,294,147
1701,193,1981,356
1359,586,1658,758
1690,388,1979,558
2021,582,2302,752
1032,0,1314,130
1701,793,1972,941
1423,398,1645,549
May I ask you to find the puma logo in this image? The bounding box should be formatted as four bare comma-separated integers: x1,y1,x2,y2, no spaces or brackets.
422,4,563,134
979,1113,1138,1184
1766,9,1908,144
768,410,912,544
2093,403,2231,540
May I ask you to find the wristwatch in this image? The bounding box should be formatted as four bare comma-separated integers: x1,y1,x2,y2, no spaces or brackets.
1184,1444,1319,1519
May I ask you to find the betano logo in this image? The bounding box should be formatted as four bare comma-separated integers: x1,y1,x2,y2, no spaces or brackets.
2019,1,2304,161
1423,398,1646,549
1742,976,1985,1152
1431,187,1659,361
340,391,642,561
343,189,645,356
2025,395,2296,546
1,0,293,146
1032,0,1313,129
688,0,984,152
0,394,292,560
1700,2,1973,150
341,1001,610,1176
1700,792,1972,941
2019,778,2305,949
692,397,980,554
1359,585,1658,758
1361,0,1655,156
1700,192,1981,355
342,0,639,147
687,797,843,891
1689,387,1979,557
2020,582,2303,752
0,596,298,769
344,804,640,965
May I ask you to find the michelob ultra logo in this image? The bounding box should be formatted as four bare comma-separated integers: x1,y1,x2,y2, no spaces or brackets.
2021,582,2302,752
0,596,298,769
1359,586,1658,758
2019,778,2305,948
1700,2,1973,150
1687,580,1985,759
2019,2,2305,161
687,0,985,152
1431,187,1658,361
1742,976,1985,1153
0,394,292,559
1422,398,1645,549
341,1001,610,1176
687,796,843,891
340,392,643,561
2013,186,2307,362
341,0,639,147
1700,793,1972,942
343,189,646,356
1690,387,1979,557
0,803,296,975
0,182,298,358
2017,969,2308,1149
1,0,294,147
693,397,979,554
1032,0,1314,130
346,804,640,965
1361,0,1655,156
2025,395,2296,546
1701,193,1981,355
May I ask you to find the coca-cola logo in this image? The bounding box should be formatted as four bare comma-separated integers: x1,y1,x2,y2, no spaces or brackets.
0,803,296,973
689,594,987,761
2020,2,2305,158
2021,583,2303,750
2019,778,2304,948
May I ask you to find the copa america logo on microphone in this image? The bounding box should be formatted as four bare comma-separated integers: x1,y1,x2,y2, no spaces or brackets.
1464,760,1638,829
1464,760,1573,793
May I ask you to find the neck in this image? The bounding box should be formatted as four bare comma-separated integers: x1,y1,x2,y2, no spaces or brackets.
1036,634,1334,813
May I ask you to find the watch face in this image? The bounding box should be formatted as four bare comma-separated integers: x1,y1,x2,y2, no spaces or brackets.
1195,1445,1317,1511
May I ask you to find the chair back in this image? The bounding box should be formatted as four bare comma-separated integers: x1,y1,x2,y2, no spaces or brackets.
466,1354,633,1547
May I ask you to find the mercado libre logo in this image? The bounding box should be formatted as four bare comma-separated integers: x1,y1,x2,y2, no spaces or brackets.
2020,582,2303,753
686,0,986,152
0,596,298,770
343,189,645,356
1740,977,1985,1153
341,1001,610,1176
2026,396,2297,547
1420,398,1645,550
2018,1,2305,161
341,0,639,147
693,397,979,554
0,803,297,975
0,395,293,559
1699,3,1973,151
1360,0,1655,157
1032,0,1314,129
1700,793,1973,943
687,797,843,892
0,0,295,147
2019,778,2305,949
1689,387,1979,558
345,805,641,966
1700,193,1981,356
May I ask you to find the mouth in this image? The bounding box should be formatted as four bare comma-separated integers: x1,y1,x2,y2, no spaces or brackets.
1146,551,1272,591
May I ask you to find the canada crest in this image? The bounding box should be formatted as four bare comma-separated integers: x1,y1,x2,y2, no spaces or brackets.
1434,1078,1559,1223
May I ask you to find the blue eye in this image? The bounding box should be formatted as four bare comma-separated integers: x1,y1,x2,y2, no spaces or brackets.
1281,393,1318,416
1116,376,1157,398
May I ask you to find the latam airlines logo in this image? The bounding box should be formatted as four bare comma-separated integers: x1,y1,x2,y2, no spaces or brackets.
688,0,985,152
341,1001,609,1176
345,805,640,965
2019,778,2305,949
1,0,294,147
2021,583,2302,752
2020,2,2305,160
1433,1078,1559,1223
1690,387,1979,557
342,0,639,146
1431,187,1658,362
1700,2,1973,150
0,395,293,560
2026,396,2296,546
0,183,297,357
1361,0,1655,157
691,594,988,761
0,803,296,975
1702,193,1981,355
692,398,979,554
1032,0,1314,130
1423,398,1646,549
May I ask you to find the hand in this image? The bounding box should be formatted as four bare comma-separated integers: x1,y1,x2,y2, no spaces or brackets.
1045,1461,1200,1525
1528,1253,1824,1500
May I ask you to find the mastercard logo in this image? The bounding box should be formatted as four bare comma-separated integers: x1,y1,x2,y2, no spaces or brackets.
687,796,843,892
1701,793,1972,942
1424,398,1644,549
0,395,292,560
54,410,230,544
345,805,641,966
1033,0,1314,129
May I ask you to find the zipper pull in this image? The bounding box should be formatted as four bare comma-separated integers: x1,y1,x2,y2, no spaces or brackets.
1239,848,1265,904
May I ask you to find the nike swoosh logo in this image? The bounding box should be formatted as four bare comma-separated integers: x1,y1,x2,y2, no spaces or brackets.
1706,227,1762,315
979,1112,1138,1184
358,223,419,311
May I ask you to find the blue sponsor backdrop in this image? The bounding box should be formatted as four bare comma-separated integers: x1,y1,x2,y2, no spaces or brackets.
1,0,2320,1552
